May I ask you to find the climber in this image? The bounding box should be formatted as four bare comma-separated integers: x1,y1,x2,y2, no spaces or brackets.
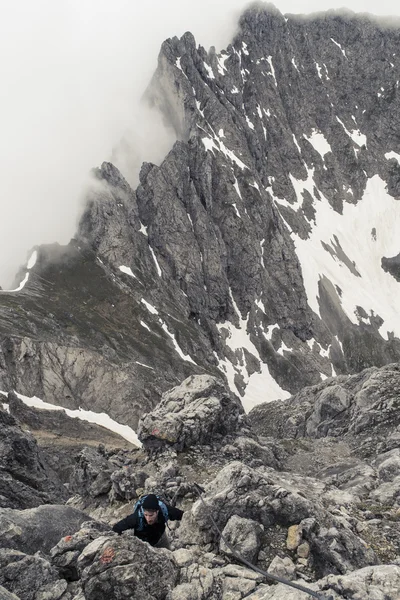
112,493,183,549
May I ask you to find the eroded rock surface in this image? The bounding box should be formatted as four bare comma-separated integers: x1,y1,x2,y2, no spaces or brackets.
0,406,66,510
138,374,244,451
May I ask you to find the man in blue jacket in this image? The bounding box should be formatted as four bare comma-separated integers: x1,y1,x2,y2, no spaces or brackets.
112,493,183,549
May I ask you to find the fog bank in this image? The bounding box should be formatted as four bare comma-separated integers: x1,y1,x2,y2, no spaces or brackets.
0,0,398,287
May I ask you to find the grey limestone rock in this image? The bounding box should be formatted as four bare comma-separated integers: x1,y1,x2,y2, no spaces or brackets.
220,515,264,562
69,447,113,498
178,461,316,548
243,565,400,598
0,586,20,600
268,555,296,581
50,521,111,581
0,549,64,600
110,466,149,501
0,505,91,555
79,534,179,600
138,374,244,451
1,5,400,423
0,406,66,510
248,363,400,442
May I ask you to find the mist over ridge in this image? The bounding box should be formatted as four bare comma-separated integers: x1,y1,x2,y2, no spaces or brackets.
1,0,400,288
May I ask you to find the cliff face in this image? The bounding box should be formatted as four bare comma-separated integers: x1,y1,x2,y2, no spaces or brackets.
1,6,400,424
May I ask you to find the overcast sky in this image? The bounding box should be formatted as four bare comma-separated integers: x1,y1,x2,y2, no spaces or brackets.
0,0,399,287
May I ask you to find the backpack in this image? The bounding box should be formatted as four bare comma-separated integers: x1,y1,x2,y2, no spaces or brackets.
133,494,169,531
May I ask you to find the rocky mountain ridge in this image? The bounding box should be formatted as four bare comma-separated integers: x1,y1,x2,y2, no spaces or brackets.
0,365,399,599
1,6,400,424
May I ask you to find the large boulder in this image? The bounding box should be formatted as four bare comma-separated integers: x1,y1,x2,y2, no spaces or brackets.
0,407,65,509
177,461,316,547
0,548,66,600
0,585,20,600
248,364,400,442
138,375,244,451
220,515,264,562
0,505,91,554
69,447,113,498
79,533,179,600
50,520,112,581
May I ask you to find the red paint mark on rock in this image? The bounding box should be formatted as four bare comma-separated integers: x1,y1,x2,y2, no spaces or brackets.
100,547,116,564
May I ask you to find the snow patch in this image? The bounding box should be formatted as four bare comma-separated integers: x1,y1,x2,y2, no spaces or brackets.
160,322,196,364
293,135,301,153
255,298,266,313
216,291,290,410
119,266,137,279
27,250,38,269
246,116,255,130
330,38,347,58
336,117,367,147
135,361,154,370
201,134,248,170
140,320,151,331
232,203,241,218
141,299,159,315
267,56,277,86
305,131,332,156
13,391,141,446
2,249,38,293
293,175,400,339
217,53,229,75
12,273,29,292
385,151,400,162
260,239,265,268
149,246,162,277
233,177,242,200
203,62,215,79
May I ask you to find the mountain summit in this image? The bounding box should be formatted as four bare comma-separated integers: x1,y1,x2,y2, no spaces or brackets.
1,5,400,426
